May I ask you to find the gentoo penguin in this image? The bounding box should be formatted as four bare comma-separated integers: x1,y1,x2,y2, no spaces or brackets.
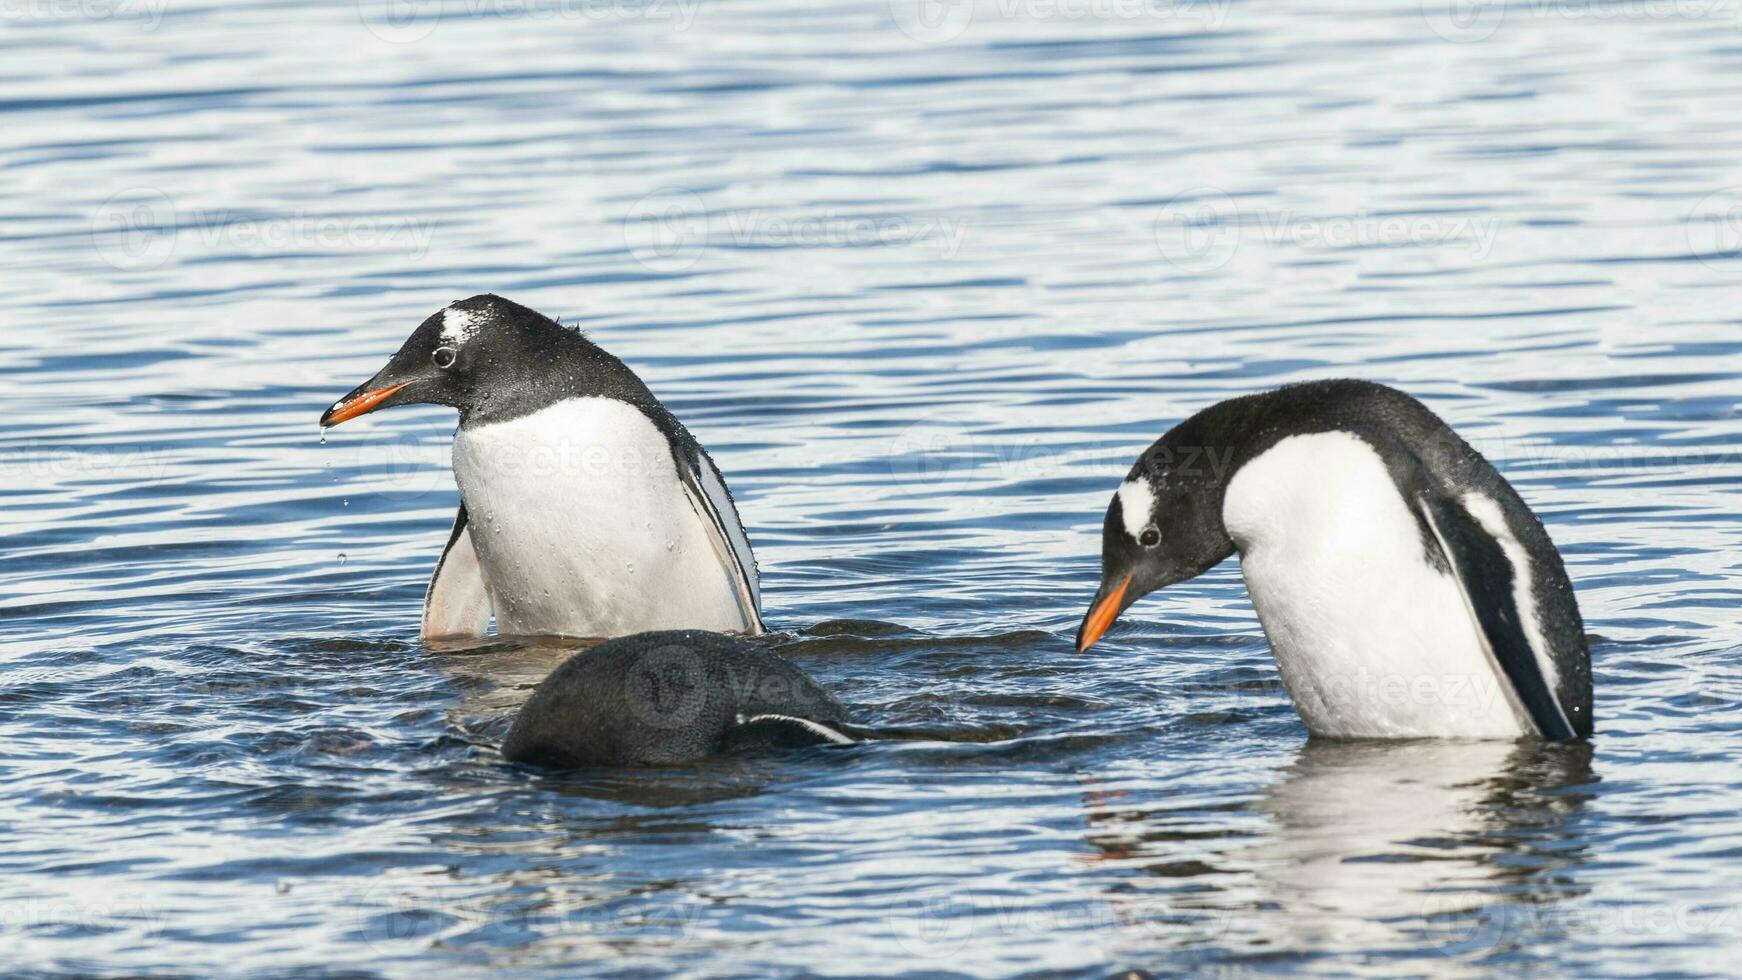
501,630,855,767
1076,380,1592,740
320,295,764,641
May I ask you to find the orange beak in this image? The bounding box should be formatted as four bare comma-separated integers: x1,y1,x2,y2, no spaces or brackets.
1076,574,1131,653
320,381,412,428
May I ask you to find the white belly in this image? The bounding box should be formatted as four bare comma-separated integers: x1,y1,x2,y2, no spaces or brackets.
1223,432,1528,738
451,398,752,638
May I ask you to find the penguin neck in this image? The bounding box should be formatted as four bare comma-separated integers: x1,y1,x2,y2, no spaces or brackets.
1149,396,1279,530
1135,389,1355,572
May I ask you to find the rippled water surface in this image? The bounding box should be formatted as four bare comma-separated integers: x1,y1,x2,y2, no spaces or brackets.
5,1,1742,975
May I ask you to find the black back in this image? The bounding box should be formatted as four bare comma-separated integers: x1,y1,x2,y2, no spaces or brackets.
501,630,851,768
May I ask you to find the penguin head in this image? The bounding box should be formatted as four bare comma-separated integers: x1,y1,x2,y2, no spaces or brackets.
1076,441,1237,653
320,294,565,427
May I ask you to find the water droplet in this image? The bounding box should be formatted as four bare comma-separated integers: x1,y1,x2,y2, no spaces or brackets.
342,499,349,508
625,561,635,573
337,553,348,566
318,426,328,446
665,540,675,552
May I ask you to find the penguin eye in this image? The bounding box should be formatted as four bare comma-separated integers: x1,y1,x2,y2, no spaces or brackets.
432,346,457,369
1139,527,1160,548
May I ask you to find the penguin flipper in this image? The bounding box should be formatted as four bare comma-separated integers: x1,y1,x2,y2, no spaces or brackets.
676,451,766,635
722,713,856,751
422,505,492,641
1415,493,1578,740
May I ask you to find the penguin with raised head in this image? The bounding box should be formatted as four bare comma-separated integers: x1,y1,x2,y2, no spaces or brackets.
1076,380,1592,740
321,295,764,641
502,630,855,768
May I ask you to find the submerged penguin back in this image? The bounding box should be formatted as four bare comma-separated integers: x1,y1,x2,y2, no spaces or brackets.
502,630,851,768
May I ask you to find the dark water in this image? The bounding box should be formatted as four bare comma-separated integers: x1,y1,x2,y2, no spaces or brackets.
5,0,1742,975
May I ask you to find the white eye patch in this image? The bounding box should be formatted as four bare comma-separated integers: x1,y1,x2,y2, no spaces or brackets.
440,305,481,346
1116,478,1156,542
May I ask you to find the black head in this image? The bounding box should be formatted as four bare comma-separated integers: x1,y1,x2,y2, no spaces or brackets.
320,294,641,429
1076,428,1239,652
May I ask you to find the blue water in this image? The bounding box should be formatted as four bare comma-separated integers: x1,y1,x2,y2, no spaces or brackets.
4,1,1742,975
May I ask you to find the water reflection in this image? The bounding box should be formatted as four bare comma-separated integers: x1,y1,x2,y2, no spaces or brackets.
1243,739,1594,954
1086,738,1595,963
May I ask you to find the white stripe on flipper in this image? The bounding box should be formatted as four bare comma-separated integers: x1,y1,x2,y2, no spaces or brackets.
678,451,764,633
696,453,760,607
1412,498,1537,733
1459,491,1566,700
1117,478,1155,541
736,713,855,745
